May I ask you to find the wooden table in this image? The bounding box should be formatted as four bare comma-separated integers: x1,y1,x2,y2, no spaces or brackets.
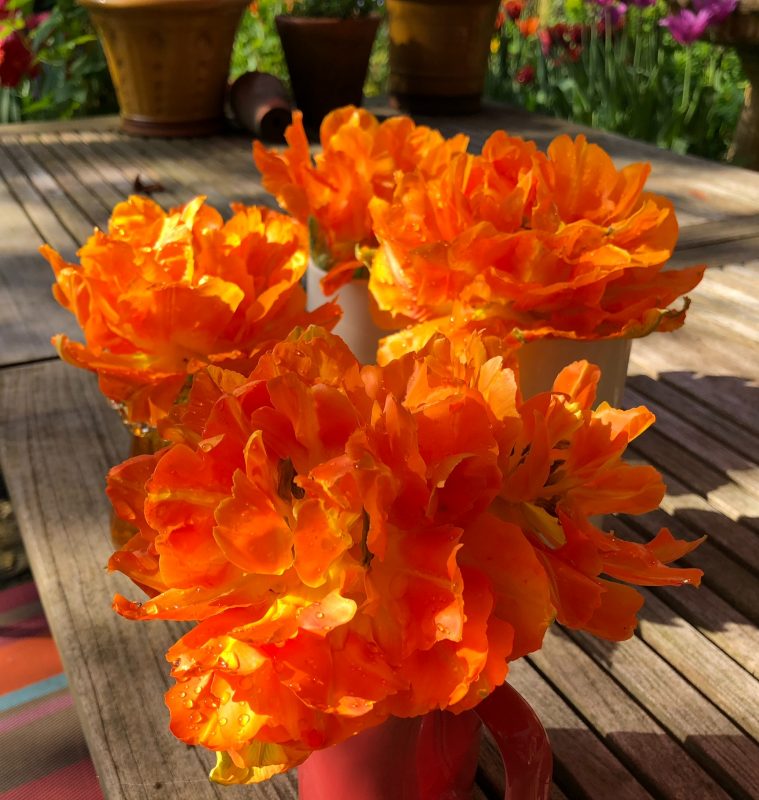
0,107,757,800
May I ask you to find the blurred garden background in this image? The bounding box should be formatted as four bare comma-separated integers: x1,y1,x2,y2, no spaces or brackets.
0,0,749,162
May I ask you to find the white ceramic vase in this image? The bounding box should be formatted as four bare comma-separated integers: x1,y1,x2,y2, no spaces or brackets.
516,337,633,407
306,261,388,365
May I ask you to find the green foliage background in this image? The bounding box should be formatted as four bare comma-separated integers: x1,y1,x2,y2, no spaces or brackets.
486,0,747,161
0,0,749,164
0,0,117,122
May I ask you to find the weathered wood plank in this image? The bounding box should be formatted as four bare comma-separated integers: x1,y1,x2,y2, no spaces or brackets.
668,236,759,269
528,627,730,799
568,630,759,799
2,137,94,244
625,386,759,507
76,130,183,209
506,659,653,800
635,586,759,740
117,133,231,211
626,374,759,465
0,141,76,255
631,433,759,531
0,114,119,136
616,517,759,679
617,504,759,625
21,133,110,228
59,131,154,208
675,214,759,250
0,161,79,367
167,137,273,210
39,131,125,216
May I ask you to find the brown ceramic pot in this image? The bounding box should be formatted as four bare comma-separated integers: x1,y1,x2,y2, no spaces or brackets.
387,0,500,114
78,0,249,137
275,15,380,133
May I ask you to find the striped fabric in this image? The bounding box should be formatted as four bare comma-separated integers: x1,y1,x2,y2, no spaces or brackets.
0,581,104,800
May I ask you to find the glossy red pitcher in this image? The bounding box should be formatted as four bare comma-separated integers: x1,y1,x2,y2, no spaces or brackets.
298,682,552,799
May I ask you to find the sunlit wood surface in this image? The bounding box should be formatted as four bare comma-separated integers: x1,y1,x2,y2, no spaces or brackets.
0,107,757,799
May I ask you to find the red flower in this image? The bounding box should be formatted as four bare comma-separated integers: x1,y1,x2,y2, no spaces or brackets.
505,0,523,20
0,31,36,88
516,65,535,85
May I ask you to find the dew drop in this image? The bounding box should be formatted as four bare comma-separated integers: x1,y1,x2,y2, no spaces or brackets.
184,699,194,709
219,717,228,726
221,692,231,705
315,611,325,620
238,714,251,726
179,691,187,699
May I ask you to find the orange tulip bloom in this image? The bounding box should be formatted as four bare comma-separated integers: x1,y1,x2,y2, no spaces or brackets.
368,132,705,360
43,196,339,427
108,328,702,783
253,106,468,293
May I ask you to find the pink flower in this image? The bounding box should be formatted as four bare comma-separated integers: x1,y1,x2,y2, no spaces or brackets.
26,11,51,30
693,0,738,24
659,8,712,45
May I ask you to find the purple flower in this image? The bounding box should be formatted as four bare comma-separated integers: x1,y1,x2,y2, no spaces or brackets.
659,8,712,44
608,2,627,25
693,0,738,24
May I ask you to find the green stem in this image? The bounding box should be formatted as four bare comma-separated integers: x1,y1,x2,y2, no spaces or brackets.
680,47,692,113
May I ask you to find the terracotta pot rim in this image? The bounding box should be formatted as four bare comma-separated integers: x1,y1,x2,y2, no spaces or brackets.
77,0,247,10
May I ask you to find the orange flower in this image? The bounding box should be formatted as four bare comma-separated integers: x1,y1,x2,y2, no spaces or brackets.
518,16,540,36
367,132,705,360
490,359,704,640
253,106,468,292
108,328,702,783
43,196,339,427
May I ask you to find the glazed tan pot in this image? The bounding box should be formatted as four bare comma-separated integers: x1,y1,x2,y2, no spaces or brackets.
78,0,249,136
387,0,500,114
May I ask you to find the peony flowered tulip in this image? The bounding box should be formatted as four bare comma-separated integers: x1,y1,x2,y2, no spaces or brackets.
43,196,339,427
108,327,703,784
253,106,469,294
367,132,705,363
659,8,712,44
